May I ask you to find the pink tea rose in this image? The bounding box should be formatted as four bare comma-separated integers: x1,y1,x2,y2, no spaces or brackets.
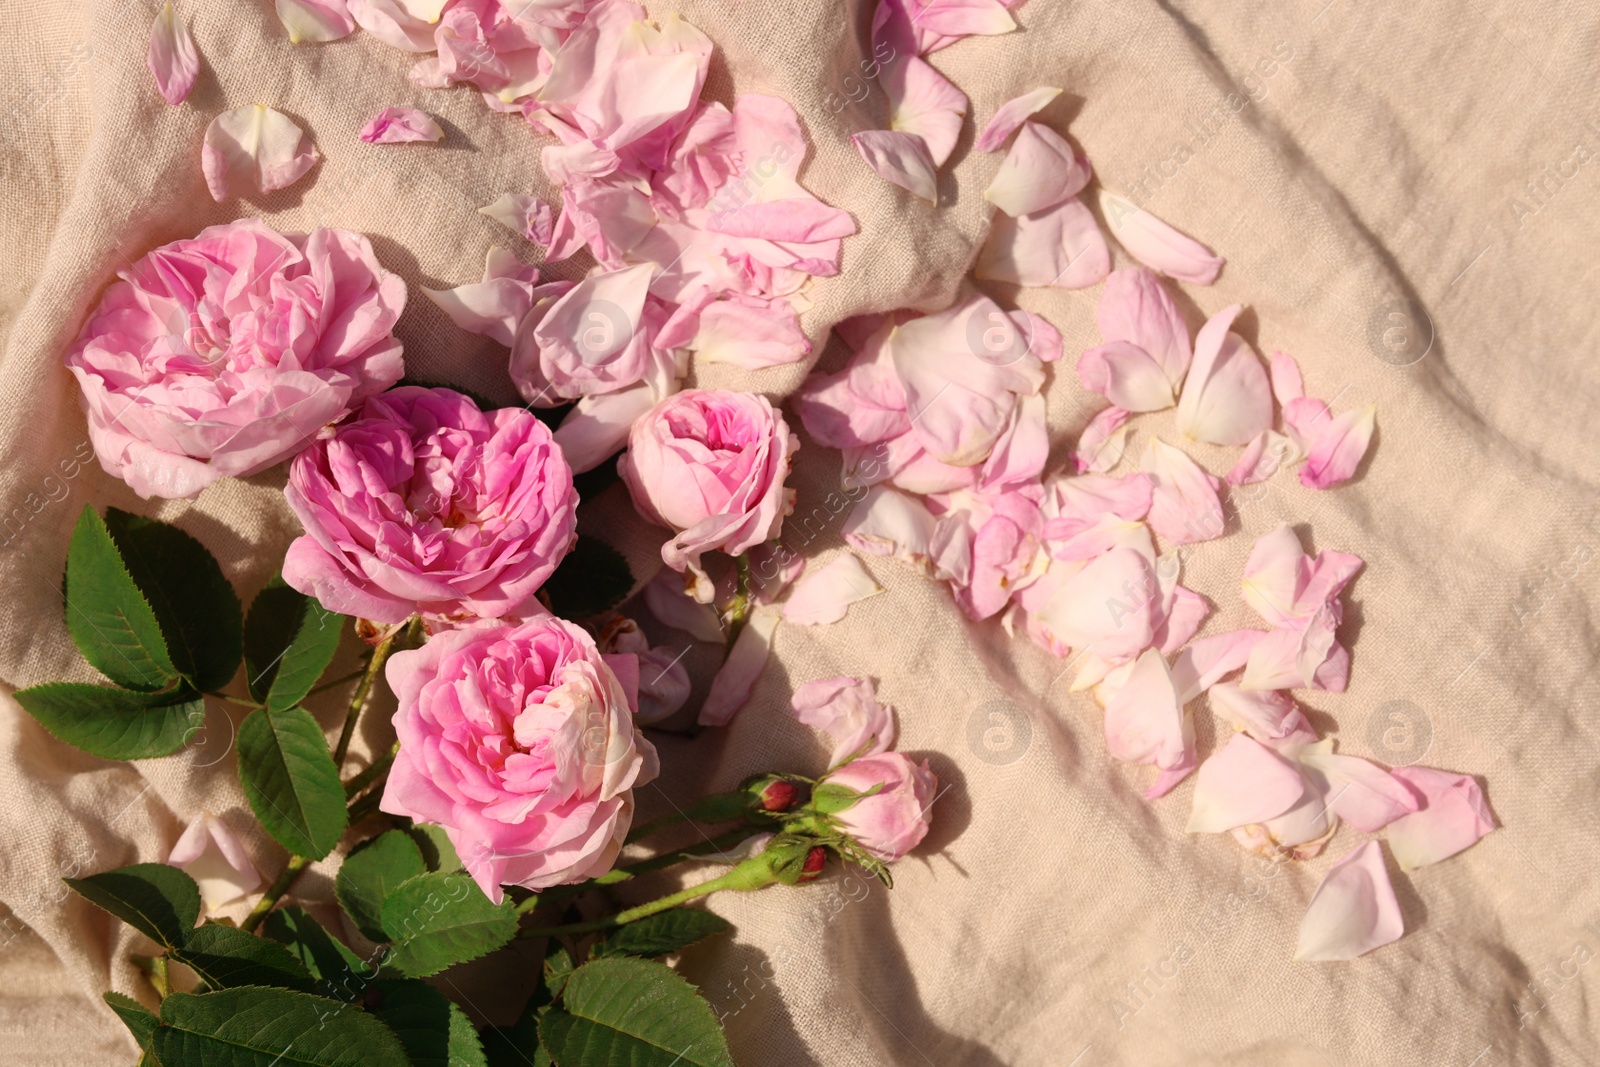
823,752,937,862
283,386,578,624
380,617,658,902
66,218,406,499
618,389,797,601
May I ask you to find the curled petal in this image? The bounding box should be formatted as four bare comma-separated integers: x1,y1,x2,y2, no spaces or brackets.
885,56,967,166
1096,267,1191,388
1078,342,1175,412
1097,189,1224,284
169,813,263,913
1295,841,1404,961
1103,648,1194,794
1046,472,1152,540
276,0,356,43
699,607,780,726
1187,733,1305,833
1385,767,1496,871
1301,405,1376,489
690,295,811,369
984,122,1091,217
1039,547,1158,662
1171,628,1265,703
643,566,725,644
1207,682,1299,742
1299,750,1419,833
551,385,658,474
201,105,319,202
1176,305,1272,446
1227,430,1298,486
790,675,896,767
1143,437,1223,545
359,106,444,144
784,553,884,626
424,247,544,347
1074,406,1130,473
844,486,939,571
976,86,1062,152
852,130,939,203
976,197,1110,289
480,193,555,246
148,3,200,106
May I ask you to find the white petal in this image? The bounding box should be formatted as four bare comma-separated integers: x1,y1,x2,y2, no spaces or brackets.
1186,733,1305,833
783,554,884,626
1295,841,1404,961
201,106,320,202
852,130,939,203
975,86,1063,152
983,122,1091,217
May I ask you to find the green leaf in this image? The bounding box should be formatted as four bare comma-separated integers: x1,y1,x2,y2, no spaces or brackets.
369,979,488,1067
593,909,732,960
104,990,158,1052
410,824,464,874
237,705,348,859
543,941,576,1001
63,505,178,692
104,508,243,693
14,681,203,760
480,1005,552,1067
65,863,198,949
808,781,878,815
245,576,346,710
542,536,633,619
379,873,518,978
261,906,373,997
153,986,411,1067
336,831,427,943
537,958,733,1067
171,923,318,993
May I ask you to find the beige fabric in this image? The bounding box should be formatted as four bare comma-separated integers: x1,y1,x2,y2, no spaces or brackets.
3,0,1598,1063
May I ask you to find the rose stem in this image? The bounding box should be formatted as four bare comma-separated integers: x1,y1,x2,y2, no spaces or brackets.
303,668,366,699
332,627,402,769
539,826,757,910
344,741,400,798
724,553,753,647
239,855,310,933
519,862,773,939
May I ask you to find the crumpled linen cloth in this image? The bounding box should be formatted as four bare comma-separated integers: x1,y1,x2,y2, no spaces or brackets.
2,1,1598,1064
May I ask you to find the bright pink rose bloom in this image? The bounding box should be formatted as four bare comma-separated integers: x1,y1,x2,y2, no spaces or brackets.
823,752,937,862
283,386,578,624
380,617,658,902
65,218,406,499
618,389,797,600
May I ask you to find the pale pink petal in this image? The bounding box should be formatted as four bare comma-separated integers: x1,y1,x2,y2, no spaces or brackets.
1011,310,1063,363
480,193,554,245
852,130,939,203
884,56,968,167
643,566,725,644
1171,629,1265,703
422,247,543,347
1103,649,1194,789
527,262,654,375
168,813,262,914
409,56,450,89
976,197,1111,289
1283,395,1332,452
1097,189,1224,285
1143,437,1223,545
1044,472,1152,540
1269,350,1305,405
976,86,1062,152
359,106,443,144
699,607,780,726
691,295,811,369
783,554,884,626
983,122,1091,217
1299,750,1419,832
1176,305,1272,446
1039,547,1158,662
1295,841,1404,961
1074,406,1130,473
276,0,355,43
790,675,896,767
1078,342,1175,412
1227,430,1298,486
348,0,438,51
1207,682,1299,741
843,486,940,571
1187,733,1305,833
913,0,1017,37
1385,767,1497,871
201,106,319,202
148,3,200,106
1301,405,1376,489
1045,513,1151,562
1240,626,1307,691
551,385,658,473
1153,584,1210,655
1240,523,1308,626
1096,267,1191,388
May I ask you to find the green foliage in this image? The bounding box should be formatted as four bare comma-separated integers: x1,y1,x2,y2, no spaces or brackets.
237,705,348,859
244,576,346,710
152,986,411,1067
103,990,158,1053
170,923,318,993
64,863,199,950
409,823,464,874
336,831,427,943
543,941,577,1000
541,536,633,619
592,908,732,960
369,979,489,1067
260,906,372,995
379,873,518,978
63,505,179,692
14,682,202,760
538,957,734,1067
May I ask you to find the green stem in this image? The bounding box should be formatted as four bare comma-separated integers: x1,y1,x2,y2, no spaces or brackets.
304,668,366,699
333,626,403,769
212,693,260,709
724,554,752,647
344,741,400,798
149,956,170,1000
520,864,771,939
239,855,309,934
536,827,760,907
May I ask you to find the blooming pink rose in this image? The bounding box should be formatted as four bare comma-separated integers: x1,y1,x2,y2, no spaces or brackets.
283,386,578,624
823,752,937,862
380,617,658,902
618,389,797,600
66,219,406,499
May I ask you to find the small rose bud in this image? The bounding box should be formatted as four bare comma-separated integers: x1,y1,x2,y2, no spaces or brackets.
754,777,802,813
797,846,827,883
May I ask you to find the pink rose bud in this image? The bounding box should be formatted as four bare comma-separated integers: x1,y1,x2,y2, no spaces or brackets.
822,753,938,862
797,846,827,883
66,219,406,499
619,389,798,602
379,617,659,903
282,386,578,624
750,776,802,813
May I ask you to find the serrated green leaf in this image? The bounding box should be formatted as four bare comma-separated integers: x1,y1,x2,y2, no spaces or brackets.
410,824,464,874
538,957,733,1067
593,908,732,960
543,941,576,1000
541,536,633,619
153,986,411,1067
14,681,203,760
379,873,517,978
237,706,348,859
63,505,178,692
64,863,199,949
336,831,427,943
480,1006,553,1067
369,979,489,1067
245,577,346,710
808,781,870,815
261,906,373,999
171,923,318,993
104,509,243,693
104,990,158,1052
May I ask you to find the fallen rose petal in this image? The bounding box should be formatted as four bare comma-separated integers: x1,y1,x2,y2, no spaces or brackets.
1295,840,1404,961
349,0,439,51
784,553,884,626
1301,404,1376,489
691,295,811,369
852,129,939,203
1207,682,1300,741
791,675,896,767
976,196,1110,289
1270,350,1305,405
1187,733,1305,833
976,86,1063,151
913,0,1017,37
1097,267,1192,390
1144,437,1224,545
1078,341,1176,412
1098,189,1224,284
148,3,200,106
1074,406,1131,473
1040,547,1158,662
1171,628,1266,703
479,192,555,245
1154,583,1210,655
643,566,726,644
1299,749,1419,832
201,105,319,202
984,122,1091,217
844,486,940,570
276,0,355,43
1103,648,1195,794
422,246,543,347
699,607,781,726
885,55,968,166
359,105,443,144
551,385,658,473
1385,767,1496,871
1177,304,1272,446
168,813,263,913
1046,472,1153,540
1227,429,1298,486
